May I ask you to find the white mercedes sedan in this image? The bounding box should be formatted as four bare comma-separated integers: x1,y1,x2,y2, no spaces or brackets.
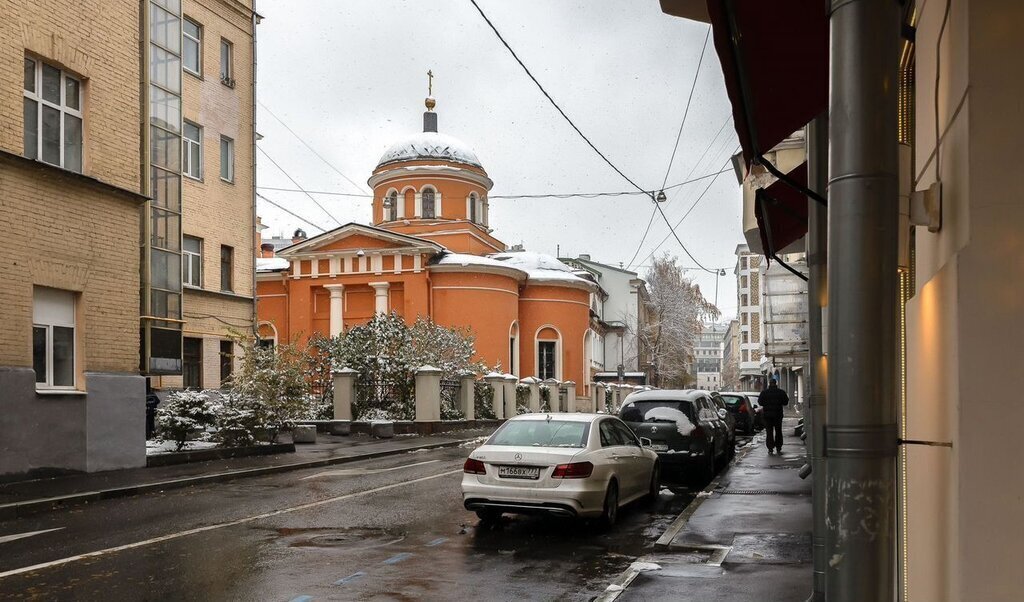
461,413,660,526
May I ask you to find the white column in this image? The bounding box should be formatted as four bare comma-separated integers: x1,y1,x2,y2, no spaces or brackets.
396,193,405,218
414,192,422,217
369,282,390,315
324,284,345,337
436,191,443,217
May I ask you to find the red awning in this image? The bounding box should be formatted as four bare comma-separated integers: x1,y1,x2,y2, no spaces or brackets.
705,0,828,170
754,162,809,256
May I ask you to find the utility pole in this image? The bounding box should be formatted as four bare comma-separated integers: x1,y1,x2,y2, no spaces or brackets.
826,1,900,600
805,114,828,602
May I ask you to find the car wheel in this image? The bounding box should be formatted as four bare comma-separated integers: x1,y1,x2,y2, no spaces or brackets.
646,463,661,503
475,509,501,523
600,481,619,527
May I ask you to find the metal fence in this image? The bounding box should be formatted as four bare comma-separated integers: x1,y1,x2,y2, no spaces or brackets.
439,378,463,420
354,378,414,420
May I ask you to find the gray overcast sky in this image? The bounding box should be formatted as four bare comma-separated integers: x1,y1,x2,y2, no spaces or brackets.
255,0,743,319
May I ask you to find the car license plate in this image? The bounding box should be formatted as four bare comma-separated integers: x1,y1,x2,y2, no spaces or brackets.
652,444,669,452
497,465,540,480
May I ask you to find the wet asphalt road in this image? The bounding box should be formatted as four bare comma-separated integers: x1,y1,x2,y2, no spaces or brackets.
0,443,701,601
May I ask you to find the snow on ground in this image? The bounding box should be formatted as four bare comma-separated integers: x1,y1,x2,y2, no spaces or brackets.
630,561,663,572
145,440,218,455
643,406,696,436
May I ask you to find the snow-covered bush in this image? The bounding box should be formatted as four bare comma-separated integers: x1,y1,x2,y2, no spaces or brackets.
338,313,486,420
474,381,496,420
441,394,465,421
209,390,257,447
231,340,312,441
156,390,216,451
307,333,340,419
361,408,393,422
539,384,551,412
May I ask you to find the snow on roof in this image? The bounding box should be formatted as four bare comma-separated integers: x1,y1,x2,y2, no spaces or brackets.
488,251,597,289
377,131,482,169
432,252,526,274
256,257,290,272
624,389,708,402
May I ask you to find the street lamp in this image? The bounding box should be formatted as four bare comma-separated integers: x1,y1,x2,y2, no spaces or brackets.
656,190,667,203
714,268,727,307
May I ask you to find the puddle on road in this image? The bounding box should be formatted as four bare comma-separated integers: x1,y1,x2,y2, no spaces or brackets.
273,527,405,550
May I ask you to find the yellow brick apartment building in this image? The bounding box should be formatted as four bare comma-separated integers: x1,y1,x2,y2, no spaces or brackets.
0,0,257,477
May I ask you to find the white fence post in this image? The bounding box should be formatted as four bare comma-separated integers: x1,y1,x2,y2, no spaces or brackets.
522,377,541,412
563,381,577,412
415,365,442,422
460,372,476,420
483,372,505,419
332,368,357,420
503,374,518,417
543,378,560,412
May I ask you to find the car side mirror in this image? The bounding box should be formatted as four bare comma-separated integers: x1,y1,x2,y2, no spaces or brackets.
639,437,652,448
717,408,728,419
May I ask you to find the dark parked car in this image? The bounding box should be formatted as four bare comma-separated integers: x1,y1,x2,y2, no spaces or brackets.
720,392,757,434
618,390,734,481
709,392,738,448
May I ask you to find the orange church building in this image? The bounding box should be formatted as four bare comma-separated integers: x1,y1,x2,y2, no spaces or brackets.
256,97,599,396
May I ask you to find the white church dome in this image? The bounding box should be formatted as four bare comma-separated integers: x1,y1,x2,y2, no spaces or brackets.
376,131,482,169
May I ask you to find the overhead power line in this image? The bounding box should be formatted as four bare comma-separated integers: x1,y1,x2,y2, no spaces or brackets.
661,26,712,192
638,154,734,268
627,116,733,271
256,192,326,232
468,0,717,274
258,101,370,194
254,168,731,200
257,146,343,227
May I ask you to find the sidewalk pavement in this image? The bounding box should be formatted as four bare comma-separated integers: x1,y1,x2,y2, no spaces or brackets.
0,428,494,519
611,418,811,602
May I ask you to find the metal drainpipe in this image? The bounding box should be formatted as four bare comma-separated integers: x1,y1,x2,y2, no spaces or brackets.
805,113,828,602
250,9,259,338
826,1,900,600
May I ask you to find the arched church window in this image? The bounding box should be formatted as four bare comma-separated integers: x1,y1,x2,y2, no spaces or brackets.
422,187,436,218
469,193,478,223
385,190,398,221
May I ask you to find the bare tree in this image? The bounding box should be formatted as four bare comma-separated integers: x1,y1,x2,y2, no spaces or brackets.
639,254,720,388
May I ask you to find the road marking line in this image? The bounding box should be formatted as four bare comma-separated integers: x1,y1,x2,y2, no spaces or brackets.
333,571,365,585
0,469,461,581
383,552,414,565
300,460,439,480
424,537,448,547
0,528,64,544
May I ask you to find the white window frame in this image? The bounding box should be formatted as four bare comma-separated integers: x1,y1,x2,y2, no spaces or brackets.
183,17,202,76
23,57,83,172
219,38,234,86
183,120,202,180
183,235,203,288
33,287,77,390
220,135,234,182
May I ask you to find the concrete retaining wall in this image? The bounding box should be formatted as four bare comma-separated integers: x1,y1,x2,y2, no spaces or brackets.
0,367,145,478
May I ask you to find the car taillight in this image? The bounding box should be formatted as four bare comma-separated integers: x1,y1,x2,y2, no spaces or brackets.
551,461,594,479
463,458,487,474
739,404,748,414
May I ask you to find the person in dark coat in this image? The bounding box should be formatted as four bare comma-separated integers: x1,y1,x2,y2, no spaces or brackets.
757,378,789,454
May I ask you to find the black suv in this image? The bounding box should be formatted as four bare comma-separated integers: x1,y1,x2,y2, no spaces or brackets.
618,390,734,481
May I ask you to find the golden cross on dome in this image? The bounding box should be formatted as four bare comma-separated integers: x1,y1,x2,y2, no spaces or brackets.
427,70,434,96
